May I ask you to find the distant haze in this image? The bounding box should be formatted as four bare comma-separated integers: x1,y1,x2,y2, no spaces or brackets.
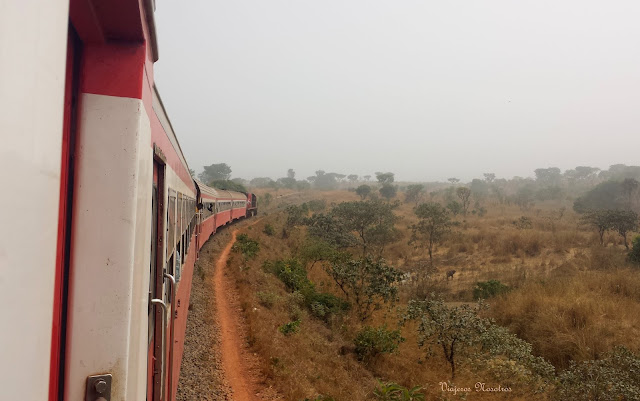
154,1,640,182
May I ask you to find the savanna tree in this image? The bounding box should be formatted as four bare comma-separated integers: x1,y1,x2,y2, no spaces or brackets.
356,184,372,200
405,184,424,206
379,184,398,201
403,299,486,379
326,257,403,321
330,200,399,257
456,187,472,216
411,202,452,265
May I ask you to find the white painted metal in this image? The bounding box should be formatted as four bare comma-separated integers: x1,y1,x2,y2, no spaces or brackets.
0,0,69,400
64,94,153,401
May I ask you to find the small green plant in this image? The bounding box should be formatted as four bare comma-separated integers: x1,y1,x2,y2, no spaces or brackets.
232,234,260,260
263,223,275,236
300,396,335,401
279,319,301,335
354,325,404,362
373,381,425,401
473,280,510,300
628,236,640,266
256,291,278,308
513,216,533,229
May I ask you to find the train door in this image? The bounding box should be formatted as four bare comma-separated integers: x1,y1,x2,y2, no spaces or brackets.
50,26,81,401
148,159,166,401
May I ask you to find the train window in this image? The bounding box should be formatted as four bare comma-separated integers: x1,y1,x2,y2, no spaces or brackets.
177,193,183,237
167,191,176,258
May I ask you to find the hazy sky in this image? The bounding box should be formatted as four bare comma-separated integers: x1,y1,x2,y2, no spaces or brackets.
154,1,640,182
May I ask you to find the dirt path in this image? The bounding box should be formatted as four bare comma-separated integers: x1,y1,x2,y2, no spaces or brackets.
214,229,263,401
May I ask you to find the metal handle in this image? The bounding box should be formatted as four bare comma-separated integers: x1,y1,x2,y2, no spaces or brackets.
163,273,176,401
151,298,167,401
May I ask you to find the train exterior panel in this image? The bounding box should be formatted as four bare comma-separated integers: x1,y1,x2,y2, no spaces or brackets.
0,1,257,400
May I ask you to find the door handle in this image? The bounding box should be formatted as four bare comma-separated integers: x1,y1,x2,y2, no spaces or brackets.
151,298,167,401
163,273,176,401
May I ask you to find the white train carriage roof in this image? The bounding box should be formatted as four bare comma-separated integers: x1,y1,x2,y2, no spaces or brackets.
194,179,247,201
194,178,221,200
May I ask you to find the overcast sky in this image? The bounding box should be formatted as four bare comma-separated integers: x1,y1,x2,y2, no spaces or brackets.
154,1,640,183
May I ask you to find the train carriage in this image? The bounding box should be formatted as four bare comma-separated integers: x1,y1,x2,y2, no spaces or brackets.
0,1,256,400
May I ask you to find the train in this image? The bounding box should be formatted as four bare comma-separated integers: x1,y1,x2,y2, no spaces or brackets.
0,1,257,400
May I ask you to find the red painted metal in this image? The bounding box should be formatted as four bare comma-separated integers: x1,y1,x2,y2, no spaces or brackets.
80,44,146,99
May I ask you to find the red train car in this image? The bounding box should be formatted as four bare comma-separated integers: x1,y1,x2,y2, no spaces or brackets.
0,1,256,400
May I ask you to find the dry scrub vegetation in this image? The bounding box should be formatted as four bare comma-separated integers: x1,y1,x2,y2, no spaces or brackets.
223,188,640,401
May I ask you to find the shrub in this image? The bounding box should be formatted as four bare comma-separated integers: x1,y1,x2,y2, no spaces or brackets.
307,199,327,211
373,381,424,401
555,346,640,401
265,259,349,321
279,320,301,336
629,236,640,266
256,291,278,308
265,259,312,292
513,216,533,230
263,223,275,236
232,234,260,260
354,325,404,363
473,280,510,300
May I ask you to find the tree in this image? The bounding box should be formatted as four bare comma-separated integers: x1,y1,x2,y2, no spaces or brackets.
326,257,403,321
262,193,273,207
331,200,399,257
483,173,495,183
404,299,486,379
348,174,359,184
379,184,398,201
356,184,372,200
411,203,453,265
250,177,275,188
580,210,614,245
313,170,338,190
405,184,424,206
211,180,247,192
514,186,535,210
622,178,639,210
573,181,625,213
447,178,459,185
364,175,372,182
534,167,562,186
189,168,195,178
287,168,295,179
199,163,232,182
456,187,472,216
446,201,462,216
609,210,639,249
376,172,395,185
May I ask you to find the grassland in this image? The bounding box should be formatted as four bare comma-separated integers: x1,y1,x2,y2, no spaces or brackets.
224,189,640,400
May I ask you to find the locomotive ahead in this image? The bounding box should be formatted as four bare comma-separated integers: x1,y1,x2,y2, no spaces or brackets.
0,1,257,400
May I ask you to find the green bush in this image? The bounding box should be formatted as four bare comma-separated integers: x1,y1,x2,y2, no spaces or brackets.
555,346,640,401
373,381,424,401
307,292,349,320
256,291,278,308
307,199,327,212
628,236,640,266
263,223,275,236
473,280,510,300
354,325,404,362
279,320,301,336
232,234,260,260
265,258,349,321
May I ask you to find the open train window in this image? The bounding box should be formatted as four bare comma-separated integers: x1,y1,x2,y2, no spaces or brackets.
167,190,176,258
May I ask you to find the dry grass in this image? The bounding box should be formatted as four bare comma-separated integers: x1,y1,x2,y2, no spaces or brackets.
224,191,640,400
487,268,640,369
